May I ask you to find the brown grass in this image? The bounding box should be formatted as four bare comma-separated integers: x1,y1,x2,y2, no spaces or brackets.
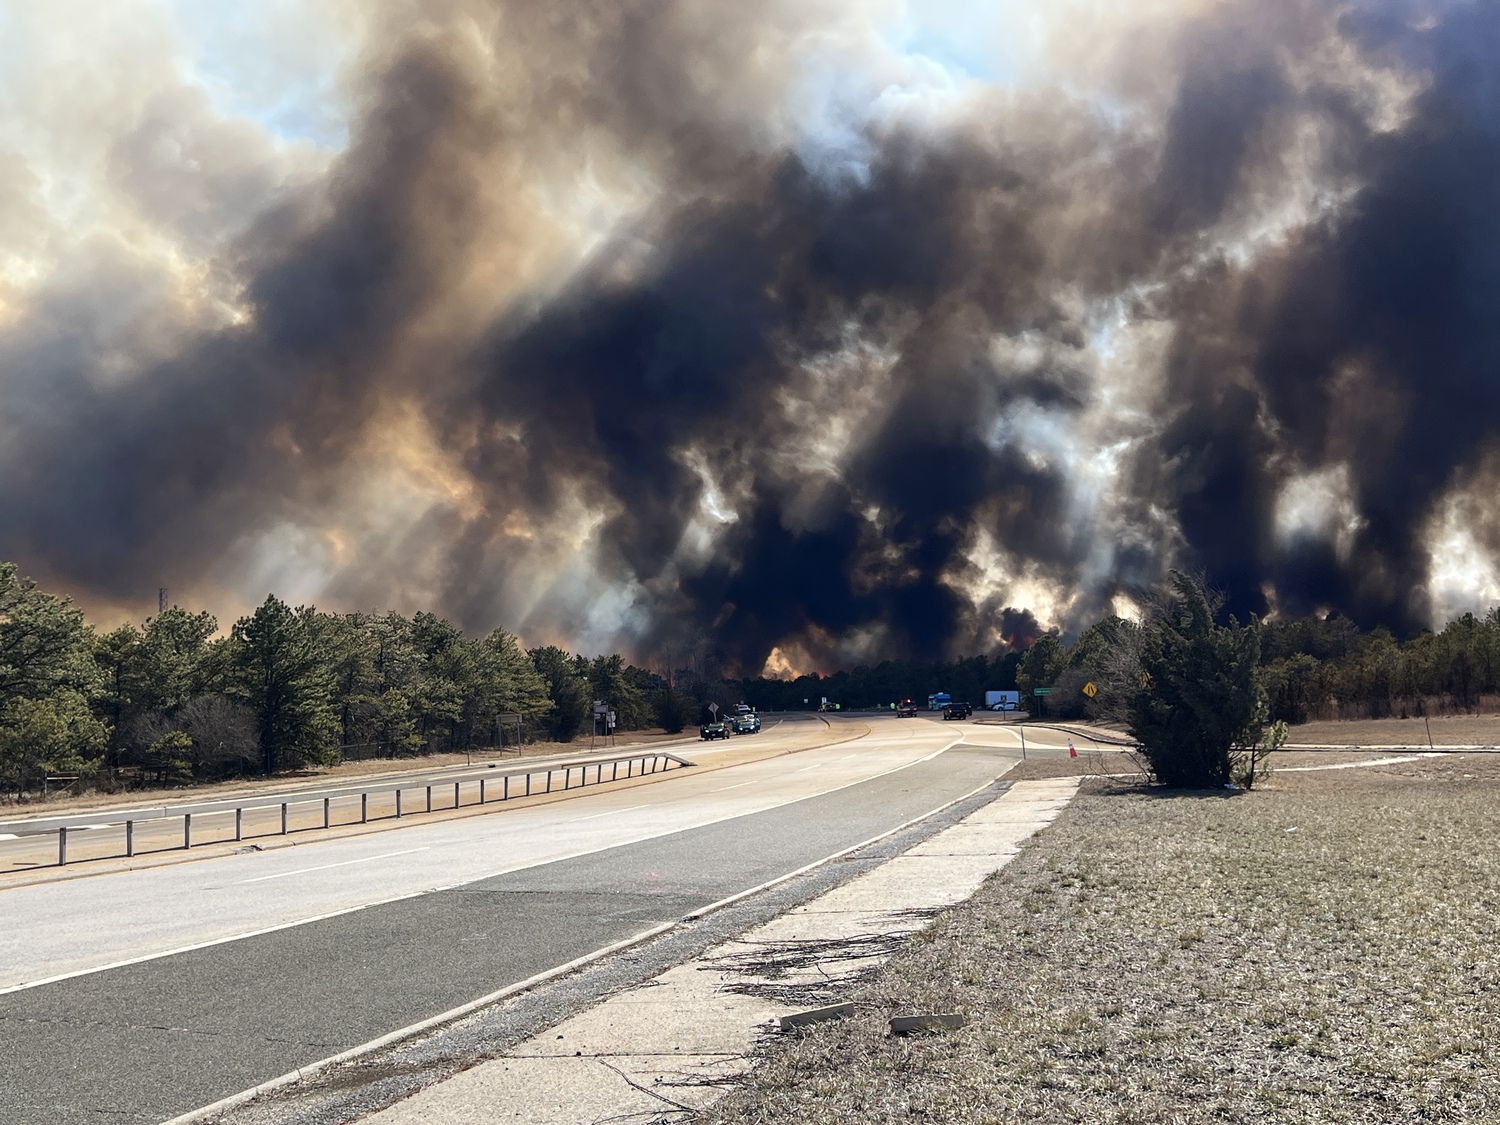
1290,713,1500,747
703,756,1500,1123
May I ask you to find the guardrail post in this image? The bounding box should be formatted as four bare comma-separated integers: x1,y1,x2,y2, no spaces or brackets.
426,785,432,812
396,789,403,818
281,803,288,835
612,761,618,782
58,826,67,866
454,781,460,808
545,770,552,793
324,797,331,828
184,813,192,849
126,820,134,857
480,778,486,804
503,775,509,800
525,771,531,796
235,808,243,841
361,793,368,823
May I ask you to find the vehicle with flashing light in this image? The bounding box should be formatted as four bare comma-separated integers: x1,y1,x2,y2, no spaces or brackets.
896,699,918,717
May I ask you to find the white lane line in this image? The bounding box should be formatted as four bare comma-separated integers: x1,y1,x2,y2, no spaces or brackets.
572,804,647,823
1,735,953,997
1275,755,1428,772
793,764,821,773
709,782,754,793
236,848,430,884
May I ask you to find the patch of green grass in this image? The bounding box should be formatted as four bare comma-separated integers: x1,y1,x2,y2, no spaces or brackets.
702,761,1500,1123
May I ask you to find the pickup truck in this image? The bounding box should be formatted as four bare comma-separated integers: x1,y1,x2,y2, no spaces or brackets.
942,702,973,720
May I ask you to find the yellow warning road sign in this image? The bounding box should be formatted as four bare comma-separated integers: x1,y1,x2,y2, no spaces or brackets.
1082,681,1098,698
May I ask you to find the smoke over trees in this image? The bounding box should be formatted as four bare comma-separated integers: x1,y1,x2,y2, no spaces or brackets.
1,3,1499,676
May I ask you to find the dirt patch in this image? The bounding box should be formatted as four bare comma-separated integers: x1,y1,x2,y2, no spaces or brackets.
703,763,1500,1123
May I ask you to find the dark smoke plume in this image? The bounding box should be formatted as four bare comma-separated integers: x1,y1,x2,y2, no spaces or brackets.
1,0,1498,675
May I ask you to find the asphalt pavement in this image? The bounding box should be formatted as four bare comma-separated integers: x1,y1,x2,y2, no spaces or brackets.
1,719,1027,1124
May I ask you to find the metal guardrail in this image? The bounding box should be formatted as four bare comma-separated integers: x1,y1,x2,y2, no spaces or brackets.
35,751,692,869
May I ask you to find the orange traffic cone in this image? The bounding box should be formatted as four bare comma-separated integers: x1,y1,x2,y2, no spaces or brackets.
1069,739,1077,758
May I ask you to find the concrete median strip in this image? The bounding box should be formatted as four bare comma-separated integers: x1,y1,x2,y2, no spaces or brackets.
360,777,1079,1125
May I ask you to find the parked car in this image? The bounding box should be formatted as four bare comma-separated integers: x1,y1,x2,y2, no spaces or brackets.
942,702,973,720
700,721,730,740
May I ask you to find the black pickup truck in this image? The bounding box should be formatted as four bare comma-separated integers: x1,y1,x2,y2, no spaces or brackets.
942,702,974,720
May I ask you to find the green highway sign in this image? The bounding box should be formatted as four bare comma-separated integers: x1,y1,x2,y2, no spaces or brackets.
1032,688,1052,696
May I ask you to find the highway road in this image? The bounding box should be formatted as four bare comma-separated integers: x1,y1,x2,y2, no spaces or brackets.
0,715,1087,1124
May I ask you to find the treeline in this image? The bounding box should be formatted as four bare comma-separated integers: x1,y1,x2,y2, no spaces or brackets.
1012,598,1500,725
11,554,1500,798
0,564,698,798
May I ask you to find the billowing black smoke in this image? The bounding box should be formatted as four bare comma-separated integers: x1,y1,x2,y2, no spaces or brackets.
1,1,1497,673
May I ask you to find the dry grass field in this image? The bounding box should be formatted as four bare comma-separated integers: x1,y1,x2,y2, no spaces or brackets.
1291,713,1500,747
703,755,1500,1124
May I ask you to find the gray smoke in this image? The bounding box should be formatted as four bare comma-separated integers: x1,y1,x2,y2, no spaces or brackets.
0,0,1496,674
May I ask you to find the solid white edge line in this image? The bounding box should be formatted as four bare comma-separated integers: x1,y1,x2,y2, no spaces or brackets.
161,736,996,1125
0,730,924,998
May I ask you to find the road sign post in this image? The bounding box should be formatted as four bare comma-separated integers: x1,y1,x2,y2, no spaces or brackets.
593,700,607,749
